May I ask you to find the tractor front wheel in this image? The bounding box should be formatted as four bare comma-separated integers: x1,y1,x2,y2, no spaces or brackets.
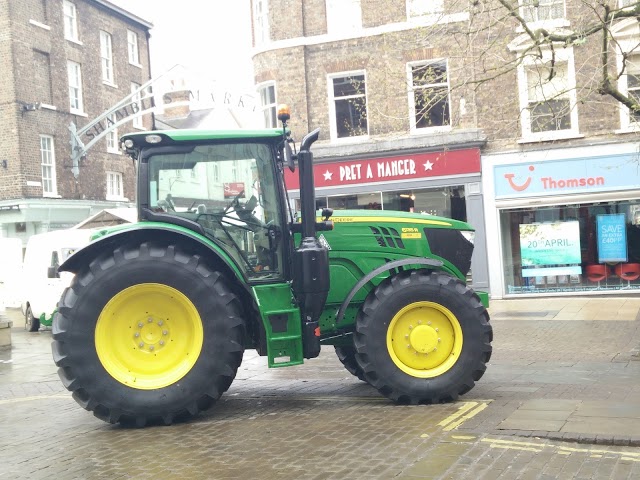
354,270,492,404
52,241,245,426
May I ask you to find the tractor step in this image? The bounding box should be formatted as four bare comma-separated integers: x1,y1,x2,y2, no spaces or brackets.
253,284,304,367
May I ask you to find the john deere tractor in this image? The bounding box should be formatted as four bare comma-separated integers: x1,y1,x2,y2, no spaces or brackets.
52,108,492,426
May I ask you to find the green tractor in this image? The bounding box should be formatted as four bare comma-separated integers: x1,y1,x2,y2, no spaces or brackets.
52,109,492,426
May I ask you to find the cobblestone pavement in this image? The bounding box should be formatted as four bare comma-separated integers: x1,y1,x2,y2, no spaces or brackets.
1,298,640,480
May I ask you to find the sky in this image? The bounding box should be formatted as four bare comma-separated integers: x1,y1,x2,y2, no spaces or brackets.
109,1,255,93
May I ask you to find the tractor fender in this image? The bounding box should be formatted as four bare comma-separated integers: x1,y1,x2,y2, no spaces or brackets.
59,224,246,288
335,258,444,324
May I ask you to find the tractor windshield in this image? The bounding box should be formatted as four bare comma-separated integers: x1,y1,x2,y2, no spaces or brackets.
146,142,284,280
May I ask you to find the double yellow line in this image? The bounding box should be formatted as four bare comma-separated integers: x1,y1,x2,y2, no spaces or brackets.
437,401,490,431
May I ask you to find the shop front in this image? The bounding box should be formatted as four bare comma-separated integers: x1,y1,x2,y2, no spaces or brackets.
284,147,489,289
483,143,640,298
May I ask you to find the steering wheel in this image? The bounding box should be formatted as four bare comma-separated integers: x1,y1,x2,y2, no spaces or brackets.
224,190,245,214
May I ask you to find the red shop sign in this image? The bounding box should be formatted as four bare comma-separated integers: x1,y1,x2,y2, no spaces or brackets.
223,182,245,198
284,148,480,190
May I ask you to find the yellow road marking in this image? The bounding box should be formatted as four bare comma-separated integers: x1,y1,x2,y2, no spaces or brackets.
439,401,489,431
490,444,542,452
451,435,477,440
481,438,640,459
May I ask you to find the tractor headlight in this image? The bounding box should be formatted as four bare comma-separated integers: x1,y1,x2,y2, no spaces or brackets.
460,230,475,245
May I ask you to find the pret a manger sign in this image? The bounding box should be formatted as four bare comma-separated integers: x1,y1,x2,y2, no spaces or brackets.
284,149,480,190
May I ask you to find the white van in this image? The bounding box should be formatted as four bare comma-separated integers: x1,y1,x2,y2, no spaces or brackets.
21,229,94,331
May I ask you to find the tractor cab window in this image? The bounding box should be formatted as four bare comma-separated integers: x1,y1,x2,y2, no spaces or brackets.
147,143,284,280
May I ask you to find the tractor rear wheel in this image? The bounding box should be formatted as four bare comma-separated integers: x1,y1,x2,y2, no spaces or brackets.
52,241,245,426
354,270,492,404
334,345,366,382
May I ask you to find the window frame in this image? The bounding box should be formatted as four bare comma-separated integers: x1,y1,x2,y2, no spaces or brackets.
257,81,277,128
131,82,144,129
253,0,269,45
62,0,79,42
106,171,124,200
327,70,369,142
326,0,362,35
407,58,452,133
67,60,84,114
127,30,140,66
614,20,640,132
40,135,57,197
516,47,579,141
100,30,115,85
517,0,568,31
106,113,119,153
407,0,444,19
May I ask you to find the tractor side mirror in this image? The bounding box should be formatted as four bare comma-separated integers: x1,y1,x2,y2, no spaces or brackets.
284,140,295,172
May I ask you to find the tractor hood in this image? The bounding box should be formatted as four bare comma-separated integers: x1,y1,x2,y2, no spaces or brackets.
318,209,475,278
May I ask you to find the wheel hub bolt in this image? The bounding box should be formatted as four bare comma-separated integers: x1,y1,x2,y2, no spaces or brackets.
138,323,143,328
163,330,168,335
134,332,139,338
139,342,144,348
148,317,153,323
158,320,163,326
149,345,154,351
160,340,165,346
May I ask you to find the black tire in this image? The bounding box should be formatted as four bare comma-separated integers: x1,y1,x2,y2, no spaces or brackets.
26,305,40,332
353,270,492,404
334,345,367,382
52,241,245,426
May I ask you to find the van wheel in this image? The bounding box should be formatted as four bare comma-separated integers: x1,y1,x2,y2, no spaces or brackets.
354,270,492,404
26,305,40,332
52,241,245,426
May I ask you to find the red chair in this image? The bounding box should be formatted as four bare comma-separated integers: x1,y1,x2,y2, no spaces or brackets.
614,263,640,287
585,264,608,288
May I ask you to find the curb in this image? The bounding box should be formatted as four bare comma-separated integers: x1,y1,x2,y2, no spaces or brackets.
487,428,640,447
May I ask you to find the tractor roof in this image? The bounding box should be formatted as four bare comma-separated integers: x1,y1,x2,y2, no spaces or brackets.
120,128,286,148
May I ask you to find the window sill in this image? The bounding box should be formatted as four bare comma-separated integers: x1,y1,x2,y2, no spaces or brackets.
29,19,50,30
517,132,584,144
133,124,146,131
516,18,570,32
615,126,640,134
42,193,62,199
129,62,143,69
103,80,118,89
107,149,122,155
330,134,370,144
65,37,83,46
410,125,453,135
407,11,469,26
106,196,129,202
70,109,88,117
40,104,57,111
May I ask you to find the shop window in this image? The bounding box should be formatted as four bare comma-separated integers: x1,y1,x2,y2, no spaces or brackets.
517,48,579,140
329,72,368,140
131,82,143,129
500,200,640,295
409,60,451,131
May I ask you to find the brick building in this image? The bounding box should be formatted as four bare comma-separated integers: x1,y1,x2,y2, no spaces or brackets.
0,0,152,243
250,0,640,298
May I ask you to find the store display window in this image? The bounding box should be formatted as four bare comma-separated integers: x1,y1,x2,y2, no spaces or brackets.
308,185,467,221
500,200,640,294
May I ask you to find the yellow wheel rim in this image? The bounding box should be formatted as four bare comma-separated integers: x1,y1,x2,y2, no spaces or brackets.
95,283,203,390
386,301,463,378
